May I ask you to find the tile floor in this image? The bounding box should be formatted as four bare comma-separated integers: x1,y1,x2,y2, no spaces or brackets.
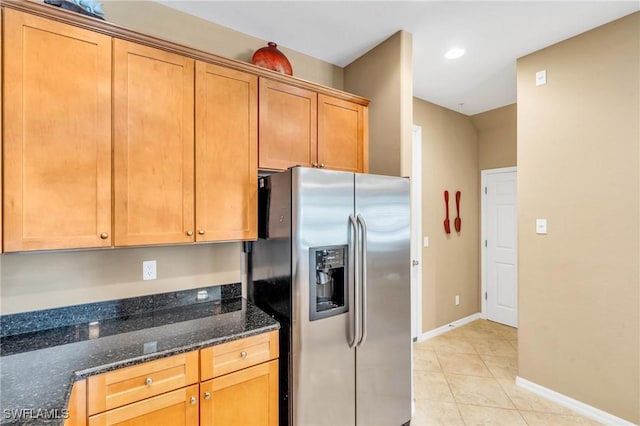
412,319,601,425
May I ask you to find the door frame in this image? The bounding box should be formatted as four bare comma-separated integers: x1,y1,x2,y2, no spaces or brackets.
481,166,517,320
411,125,423,340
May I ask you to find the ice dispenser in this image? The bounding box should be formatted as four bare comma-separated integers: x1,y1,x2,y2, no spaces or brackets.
309,245,348,321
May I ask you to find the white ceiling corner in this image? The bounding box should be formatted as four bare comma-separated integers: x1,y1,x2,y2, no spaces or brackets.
158,1,639,116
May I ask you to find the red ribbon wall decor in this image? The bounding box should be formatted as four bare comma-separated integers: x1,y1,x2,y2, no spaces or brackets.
455,191,462,233
443,190,451,234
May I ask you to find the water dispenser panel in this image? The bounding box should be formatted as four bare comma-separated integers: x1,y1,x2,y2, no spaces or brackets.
309,245,348,321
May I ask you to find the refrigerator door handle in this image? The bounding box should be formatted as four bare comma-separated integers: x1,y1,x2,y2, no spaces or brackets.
356,214,368,347
348,214,360,348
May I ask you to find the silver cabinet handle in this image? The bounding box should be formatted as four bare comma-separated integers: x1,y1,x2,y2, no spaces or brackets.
190,396,197,405
357,214,368,347
198,229,205,235
320,163,325,168
348,214,359,348
312,162,319,168
145,377,153,386
204,391,211,400
240,351,248,358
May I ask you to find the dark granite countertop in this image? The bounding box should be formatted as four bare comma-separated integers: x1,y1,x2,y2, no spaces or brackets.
0,288,279,425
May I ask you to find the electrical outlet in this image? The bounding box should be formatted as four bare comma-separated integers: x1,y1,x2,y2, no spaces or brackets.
143,260,157,281
455,295,460,306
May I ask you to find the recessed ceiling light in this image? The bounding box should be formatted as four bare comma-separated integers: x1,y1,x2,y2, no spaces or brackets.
444,47,466,60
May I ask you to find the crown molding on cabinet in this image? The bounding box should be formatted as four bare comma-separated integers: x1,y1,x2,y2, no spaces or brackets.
0,0,369,106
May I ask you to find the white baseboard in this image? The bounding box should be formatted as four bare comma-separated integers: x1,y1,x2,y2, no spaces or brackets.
515,377,637,426
415,312,483,342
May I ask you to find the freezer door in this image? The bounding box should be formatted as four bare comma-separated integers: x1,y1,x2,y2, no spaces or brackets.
355,174,411,426
291,167,357,426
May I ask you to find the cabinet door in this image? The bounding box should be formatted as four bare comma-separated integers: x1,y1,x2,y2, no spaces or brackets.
65,380,86,426
3,10,112,252
195,62,257,242
113,39,195,246
258,78,317,170
201,360,278,426
318,94,368,173
88,384,199,426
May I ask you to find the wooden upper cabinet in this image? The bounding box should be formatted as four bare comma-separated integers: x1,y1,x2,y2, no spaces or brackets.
113,39,195,246
3,9,112,252
318,94,368,173
258,78,317,170
195,62,257,242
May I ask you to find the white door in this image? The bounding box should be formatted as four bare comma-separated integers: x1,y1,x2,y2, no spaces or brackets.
411,125,422,340
483,168,517,327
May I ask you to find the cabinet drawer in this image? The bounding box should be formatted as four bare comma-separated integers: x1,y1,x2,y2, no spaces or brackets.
88,384,199,426
87,351,199,415
200,331,278,380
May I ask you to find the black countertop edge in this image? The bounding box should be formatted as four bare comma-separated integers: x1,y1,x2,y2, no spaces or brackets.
73,323,279,379
1,283,241,337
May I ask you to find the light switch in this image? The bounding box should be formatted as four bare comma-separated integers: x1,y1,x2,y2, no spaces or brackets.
423,236,429,247
536,70,547,86
536,219,547,234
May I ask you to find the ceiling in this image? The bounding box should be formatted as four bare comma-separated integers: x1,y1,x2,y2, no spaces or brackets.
159,1,639,115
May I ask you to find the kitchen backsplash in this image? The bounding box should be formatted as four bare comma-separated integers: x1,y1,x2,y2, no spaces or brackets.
0,283,241,337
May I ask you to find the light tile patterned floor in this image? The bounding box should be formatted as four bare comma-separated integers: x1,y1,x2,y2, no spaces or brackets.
412,319,602,426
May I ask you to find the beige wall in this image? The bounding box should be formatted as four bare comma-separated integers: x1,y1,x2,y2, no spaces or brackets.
472,103,517,170
413,98,479,332
102,0,344,90
1,244,241,314
517,12,639,423
344,31,413,177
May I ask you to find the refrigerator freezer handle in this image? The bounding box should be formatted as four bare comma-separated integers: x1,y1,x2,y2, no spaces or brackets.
349,214,360,348
356,214,368,347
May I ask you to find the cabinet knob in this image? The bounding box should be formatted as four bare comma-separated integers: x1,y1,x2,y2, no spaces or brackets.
312,162,319,168
320,163,325,168
204,391,212,400
100,232,109,240
186,230,194,236
190,396,197,405
240,351,248,359
198,229,205,235
145,377,153,386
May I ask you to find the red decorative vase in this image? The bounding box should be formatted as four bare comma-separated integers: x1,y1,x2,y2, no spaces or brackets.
252,42,293,76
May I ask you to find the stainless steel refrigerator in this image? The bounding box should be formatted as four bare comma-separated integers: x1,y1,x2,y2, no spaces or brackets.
248,166,411,426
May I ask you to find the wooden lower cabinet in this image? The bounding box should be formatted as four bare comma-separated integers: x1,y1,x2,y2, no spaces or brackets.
80,333,278,426
87,351,199,415
88,384,199,426
65,380,87,426
200,360,278,426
